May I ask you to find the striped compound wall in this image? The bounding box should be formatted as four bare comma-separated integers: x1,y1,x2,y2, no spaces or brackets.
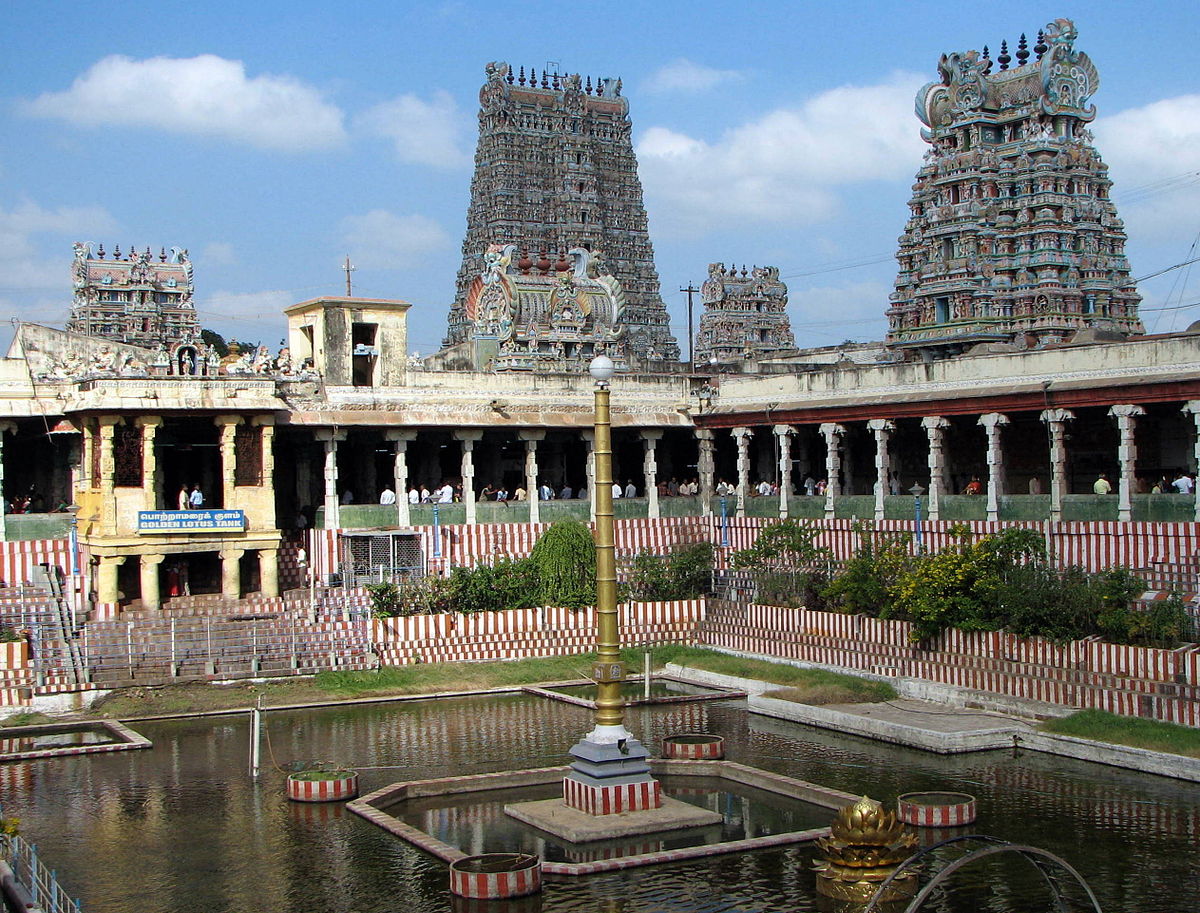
700,602,1200,727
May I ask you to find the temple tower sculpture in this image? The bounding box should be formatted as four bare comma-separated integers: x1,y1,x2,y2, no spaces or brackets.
445,62,679,368
68,243,198,348
886,19,1142,357
696,263,797,368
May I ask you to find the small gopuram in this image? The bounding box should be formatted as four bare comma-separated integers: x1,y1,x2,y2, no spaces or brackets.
67,242,199,349
445,61,679,366
696,263,797,368
886,19,1143,357
452,245,628,372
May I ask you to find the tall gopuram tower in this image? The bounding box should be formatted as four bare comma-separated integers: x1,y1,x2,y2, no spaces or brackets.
886,19,1143,357
445,61,679,367
696,263,797,368
68,242,198,348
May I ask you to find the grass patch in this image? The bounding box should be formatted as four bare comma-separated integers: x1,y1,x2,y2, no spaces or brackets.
1039,709,1200,758
658,644,896,702
0,712,53,728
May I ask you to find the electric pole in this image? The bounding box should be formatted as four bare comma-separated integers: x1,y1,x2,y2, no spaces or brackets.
680,283,699,368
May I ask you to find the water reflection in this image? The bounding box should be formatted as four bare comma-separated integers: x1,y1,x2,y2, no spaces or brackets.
0,694,1195,912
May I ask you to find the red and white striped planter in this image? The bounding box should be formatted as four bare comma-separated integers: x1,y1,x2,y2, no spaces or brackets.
662,733,725,760
897,792,977,827
286,772,359,803
448,854,541,900
562,776,662,815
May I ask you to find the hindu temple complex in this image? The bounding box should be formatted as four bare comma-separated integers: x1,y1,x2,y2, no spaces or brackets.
696,263,798,368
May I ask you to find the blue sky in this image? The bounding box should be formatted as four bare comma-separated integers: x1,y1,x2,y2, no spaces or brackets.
3,0,1200,356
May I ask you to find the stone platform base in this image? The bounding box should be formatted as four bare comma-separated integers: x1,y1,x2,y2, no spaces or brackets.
505,796,722,844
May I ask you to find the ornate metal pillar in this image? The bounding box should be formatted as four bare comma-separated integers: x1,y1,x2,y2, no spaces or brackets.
641,430,663,519
732,427,753,519
978,412,1009,522
867,419,894,521
819,423,845,520
696,429,715,518
774,424,795,519
455,429,485,525
1109,405,1145,522
921,416,949,521
1040,409,1075,523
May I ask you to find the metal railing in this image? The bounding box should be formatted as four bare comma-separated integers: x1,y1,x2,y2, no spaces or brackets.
3,834,83,913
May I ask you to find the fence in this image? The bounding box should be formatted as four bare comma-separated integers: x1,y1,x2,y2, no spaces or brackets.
2,834,83,913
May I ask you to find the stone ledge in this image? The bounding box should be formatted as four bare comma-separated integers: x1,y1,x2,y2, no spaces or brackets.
505,795,722,843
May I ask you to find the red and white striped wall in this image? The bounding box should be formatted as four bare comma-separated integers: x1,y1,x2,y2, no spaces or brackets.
562,775,662,816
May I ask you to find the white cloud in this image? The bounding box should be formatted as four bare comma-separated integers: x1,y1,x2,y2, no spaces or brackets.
23,55,346,151
339,210,451,269
200,242,237,266
1094,94,1200,243
643,59,743,94
355,91,470,169
637,72,926,236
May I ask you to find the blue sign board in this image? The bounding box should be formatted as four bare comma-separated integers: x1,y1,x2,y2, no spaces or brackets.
138,510,246,534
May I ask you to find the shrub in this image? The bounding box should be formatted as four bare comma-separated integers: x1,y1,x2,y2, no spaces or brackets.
368,576,454,617
627,541,714,601
529,521,595,609
821,521,912,617
448,558,539,614
731,520,832,609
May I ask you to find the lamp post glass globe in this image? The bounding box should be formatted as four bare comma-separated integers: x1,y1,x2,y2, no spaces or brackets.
589,355,615,384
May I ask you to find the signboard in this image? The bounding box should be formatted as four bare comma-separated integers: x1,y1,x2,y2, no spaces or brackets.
138,510,246,534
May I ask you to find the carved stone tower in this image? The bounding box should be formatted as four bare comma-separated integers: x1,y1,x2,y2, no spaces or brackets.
445,62,679,367
696,263,797,367
886,19,1142,357
68,242,198,348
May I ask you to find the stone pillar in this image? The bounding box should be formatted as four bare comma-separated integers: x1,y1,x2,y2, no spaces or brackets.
774,425,795,519
259,548,280,598
1040,409,1075,523
454,429,485,525
696,429,715,518
867,419,894,521
314,429,346,528
732,427,753,518
921,416,949,521
97,416,121,534
518,430,545,523
0,423,13,541
641,430,663,519
140,553,165,610
1182,402,1200,522
135,416,163,510
254,418,276,531
581,430,596,522
97,556,125,605
220,548,244,601
386,430,417,527
1108,405,1145,522
214,414,243,510
978,412,1009,522
819,423,845,519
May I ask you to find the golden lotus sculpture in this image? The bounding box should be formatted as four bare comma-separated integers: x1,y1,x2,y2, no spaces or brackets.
814,796,919,904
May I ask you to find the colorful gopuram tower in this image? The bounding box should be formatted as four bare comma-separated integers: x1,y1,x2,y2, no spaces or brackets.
696,263,797,368
886,19,1143,357
444,62,679,368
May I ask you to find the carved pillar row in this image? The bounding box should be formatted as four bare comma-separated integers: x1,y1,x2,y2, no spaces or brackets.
774,424,794,519
867,419,894,521
1040,409,1075,523
641,430,662,519
518,429,545,524
315,429,346,529
696,429,715,518
978,412,1009,522
1182,402,1200,522
582,430,596,523
1109,405,1145,522
386,430,417,527
819,423,845,520
455,429,484,525
921,416,949,521
732,427,753,519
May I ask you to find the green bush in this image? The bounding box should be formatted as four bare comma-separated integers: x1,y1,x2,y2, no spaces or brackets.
731,520,832,609
368,576,454,617
529,521,596,608
628,541,714,601
821,521,911,617
447,558,539,614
